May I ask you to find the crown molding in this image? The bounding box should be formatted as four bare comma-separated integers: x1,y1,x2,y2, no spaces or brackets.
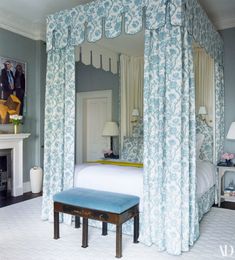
212,17,235,31
0,10,46,41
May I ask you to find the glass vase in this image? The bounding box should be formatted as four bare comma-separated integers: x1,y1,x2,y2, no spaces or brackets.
14,124,19,134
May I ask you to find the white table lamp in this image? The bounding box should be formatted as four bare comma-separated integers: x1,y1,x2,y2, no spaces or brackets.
227,122,235,140
102,121,119,151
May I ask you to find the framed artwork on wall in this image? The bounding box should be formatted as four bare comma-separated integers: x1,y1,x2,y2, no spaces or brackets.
0,56,26,124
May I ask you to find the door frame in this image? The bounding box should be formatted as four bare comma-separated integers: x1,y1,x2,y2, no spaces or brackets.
76,90,112,164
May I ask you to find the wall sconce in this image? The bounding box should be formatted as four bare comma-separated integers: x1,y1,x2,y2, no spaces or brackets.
227,122,235,140
131,109,139,124
102,121,119,151
198,106,207,121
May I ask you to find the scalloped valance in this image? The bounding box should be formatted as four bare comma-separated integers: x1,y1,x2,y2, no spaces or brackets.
46,0,223,64
185,0,223,65
46,0,182,51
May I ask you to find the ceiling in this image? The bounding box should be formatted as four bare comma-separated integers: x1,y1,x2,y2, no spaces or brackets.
198,0,235,30
0,0,234,55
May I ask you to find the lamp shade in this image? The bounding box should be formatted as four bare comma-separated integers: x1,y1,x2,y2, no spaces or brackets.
227,122,235,140
198,106,207,115
132,109,139,117
102,121,119,136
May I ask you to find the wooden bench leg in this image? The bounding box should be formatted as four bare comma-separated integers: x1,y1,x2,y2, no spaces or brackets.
75,216,80,228
82,218,88,248
133,213,139,243
102,222,108,236
54,211,60,239
116,224,122,258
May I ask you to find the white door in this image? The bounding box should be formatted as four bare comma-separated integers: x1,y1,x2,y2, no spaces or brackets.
76,90,112,163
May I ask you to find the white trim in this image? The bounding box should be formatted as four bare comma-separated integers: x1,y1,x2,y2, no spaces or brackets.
76,90,112,164
0,9,46,41
213,17,235,30
0,133,30,197
7,181,32,193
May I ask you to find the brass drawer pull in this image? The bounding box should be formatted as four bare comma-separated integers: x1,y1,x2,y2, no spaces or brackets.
99,214,109,221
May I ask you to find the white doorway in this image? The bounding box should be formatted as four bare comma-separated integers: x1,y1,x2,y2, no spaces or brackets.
76,90,112,163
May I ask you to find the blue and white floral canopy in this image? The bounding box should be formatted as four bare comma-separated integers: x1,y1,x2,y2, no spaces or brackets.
42,0,224,255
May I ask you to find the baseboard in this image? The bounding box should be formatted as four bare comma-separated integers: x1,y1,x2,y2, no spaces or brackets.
7,180,31,194
23,181,31,193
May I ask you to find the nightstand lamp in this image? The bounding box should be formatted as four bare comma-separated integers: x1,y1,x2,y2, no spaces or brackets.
198,106,207,121
102,121,119,152
227,122,235,140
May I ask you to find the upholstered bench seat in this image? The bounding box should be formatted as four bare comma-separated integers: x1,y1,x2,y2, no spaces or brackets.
53,188,139,214
53,188,140,258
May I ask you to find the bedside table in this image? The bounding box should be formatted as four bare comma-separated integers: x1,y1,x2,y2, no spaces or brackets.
217,165,235,207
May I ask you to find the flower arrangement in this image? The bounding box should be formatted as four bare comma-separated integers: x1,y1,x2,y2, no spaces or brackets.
10,114,23,134
10,114,23,125
222,153,235,161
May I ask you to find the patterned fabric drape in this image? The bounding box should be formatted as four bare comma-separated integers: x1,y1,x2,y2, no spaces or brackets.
140,20,198,254
185,0,224,160
43,0,224,255
42,46,75,222
215,62,225,162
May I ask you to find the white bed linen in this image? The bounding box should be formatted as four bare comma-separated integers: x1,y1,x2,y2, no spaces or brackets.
74,161,216,210
74,164,144,210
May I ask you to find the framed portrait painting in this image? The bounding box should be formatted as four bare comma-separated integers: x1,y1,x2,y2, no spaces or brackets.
0,56,26,124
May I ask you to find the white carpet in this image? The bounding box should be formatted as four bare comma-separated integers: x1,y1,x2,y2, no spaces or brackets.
0,198,235,260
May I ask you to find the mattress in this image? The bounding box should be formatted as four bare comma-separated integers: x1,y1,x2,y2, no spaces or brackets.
74,163,143,209
74,161,216,210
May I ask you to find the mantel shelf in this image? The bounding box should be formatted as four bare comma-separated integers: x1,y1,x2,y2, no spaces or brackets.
0,133,30,140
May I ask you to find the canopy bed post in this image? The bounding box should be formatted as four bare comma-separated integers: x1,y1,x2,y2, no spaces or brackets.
141,8,198,254
42,46,75,222
215,62,225,162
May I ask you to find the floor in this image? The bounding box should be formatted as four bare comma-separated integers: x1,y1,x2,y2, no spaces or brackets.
0,191,42,208
0,191,234,210
1,197,235,260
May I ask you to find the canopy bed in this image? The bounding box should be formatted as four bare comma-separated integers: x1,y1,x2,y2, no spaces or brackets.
42,0,224,255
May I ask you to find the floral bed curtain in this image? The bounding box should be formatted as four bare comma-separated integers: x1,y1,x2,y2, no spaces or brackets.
42,0,224,254
42,47,75,222
141,18,198,253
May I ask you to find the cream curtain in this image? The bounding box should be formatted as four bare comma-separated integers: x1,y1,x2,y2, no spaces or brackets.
120,54,144,147
193,47,214,126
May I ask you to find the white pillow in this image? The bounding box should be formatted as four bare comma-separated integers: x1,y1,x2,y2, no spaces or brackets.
196,133,205,160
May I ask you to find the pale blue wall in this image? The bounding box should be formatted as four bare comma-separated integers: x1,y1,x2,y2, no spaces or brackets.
0,28,46,182
221,28,235,153
75,62,119,122
220,28,235,187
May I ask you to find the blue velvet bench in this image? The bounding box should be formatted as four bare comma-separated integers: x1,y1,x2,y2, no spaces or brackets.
53,188,140,258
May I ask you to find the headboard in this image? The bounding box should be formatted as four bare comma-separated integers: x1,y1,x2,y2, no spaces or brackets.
121,118,143,163
196,115,213,162
132,118,143,138
121,117,213,163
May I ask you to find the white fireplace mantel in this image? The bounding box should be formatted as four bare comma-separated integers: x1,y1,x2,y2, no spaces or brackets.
0,133,30,197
